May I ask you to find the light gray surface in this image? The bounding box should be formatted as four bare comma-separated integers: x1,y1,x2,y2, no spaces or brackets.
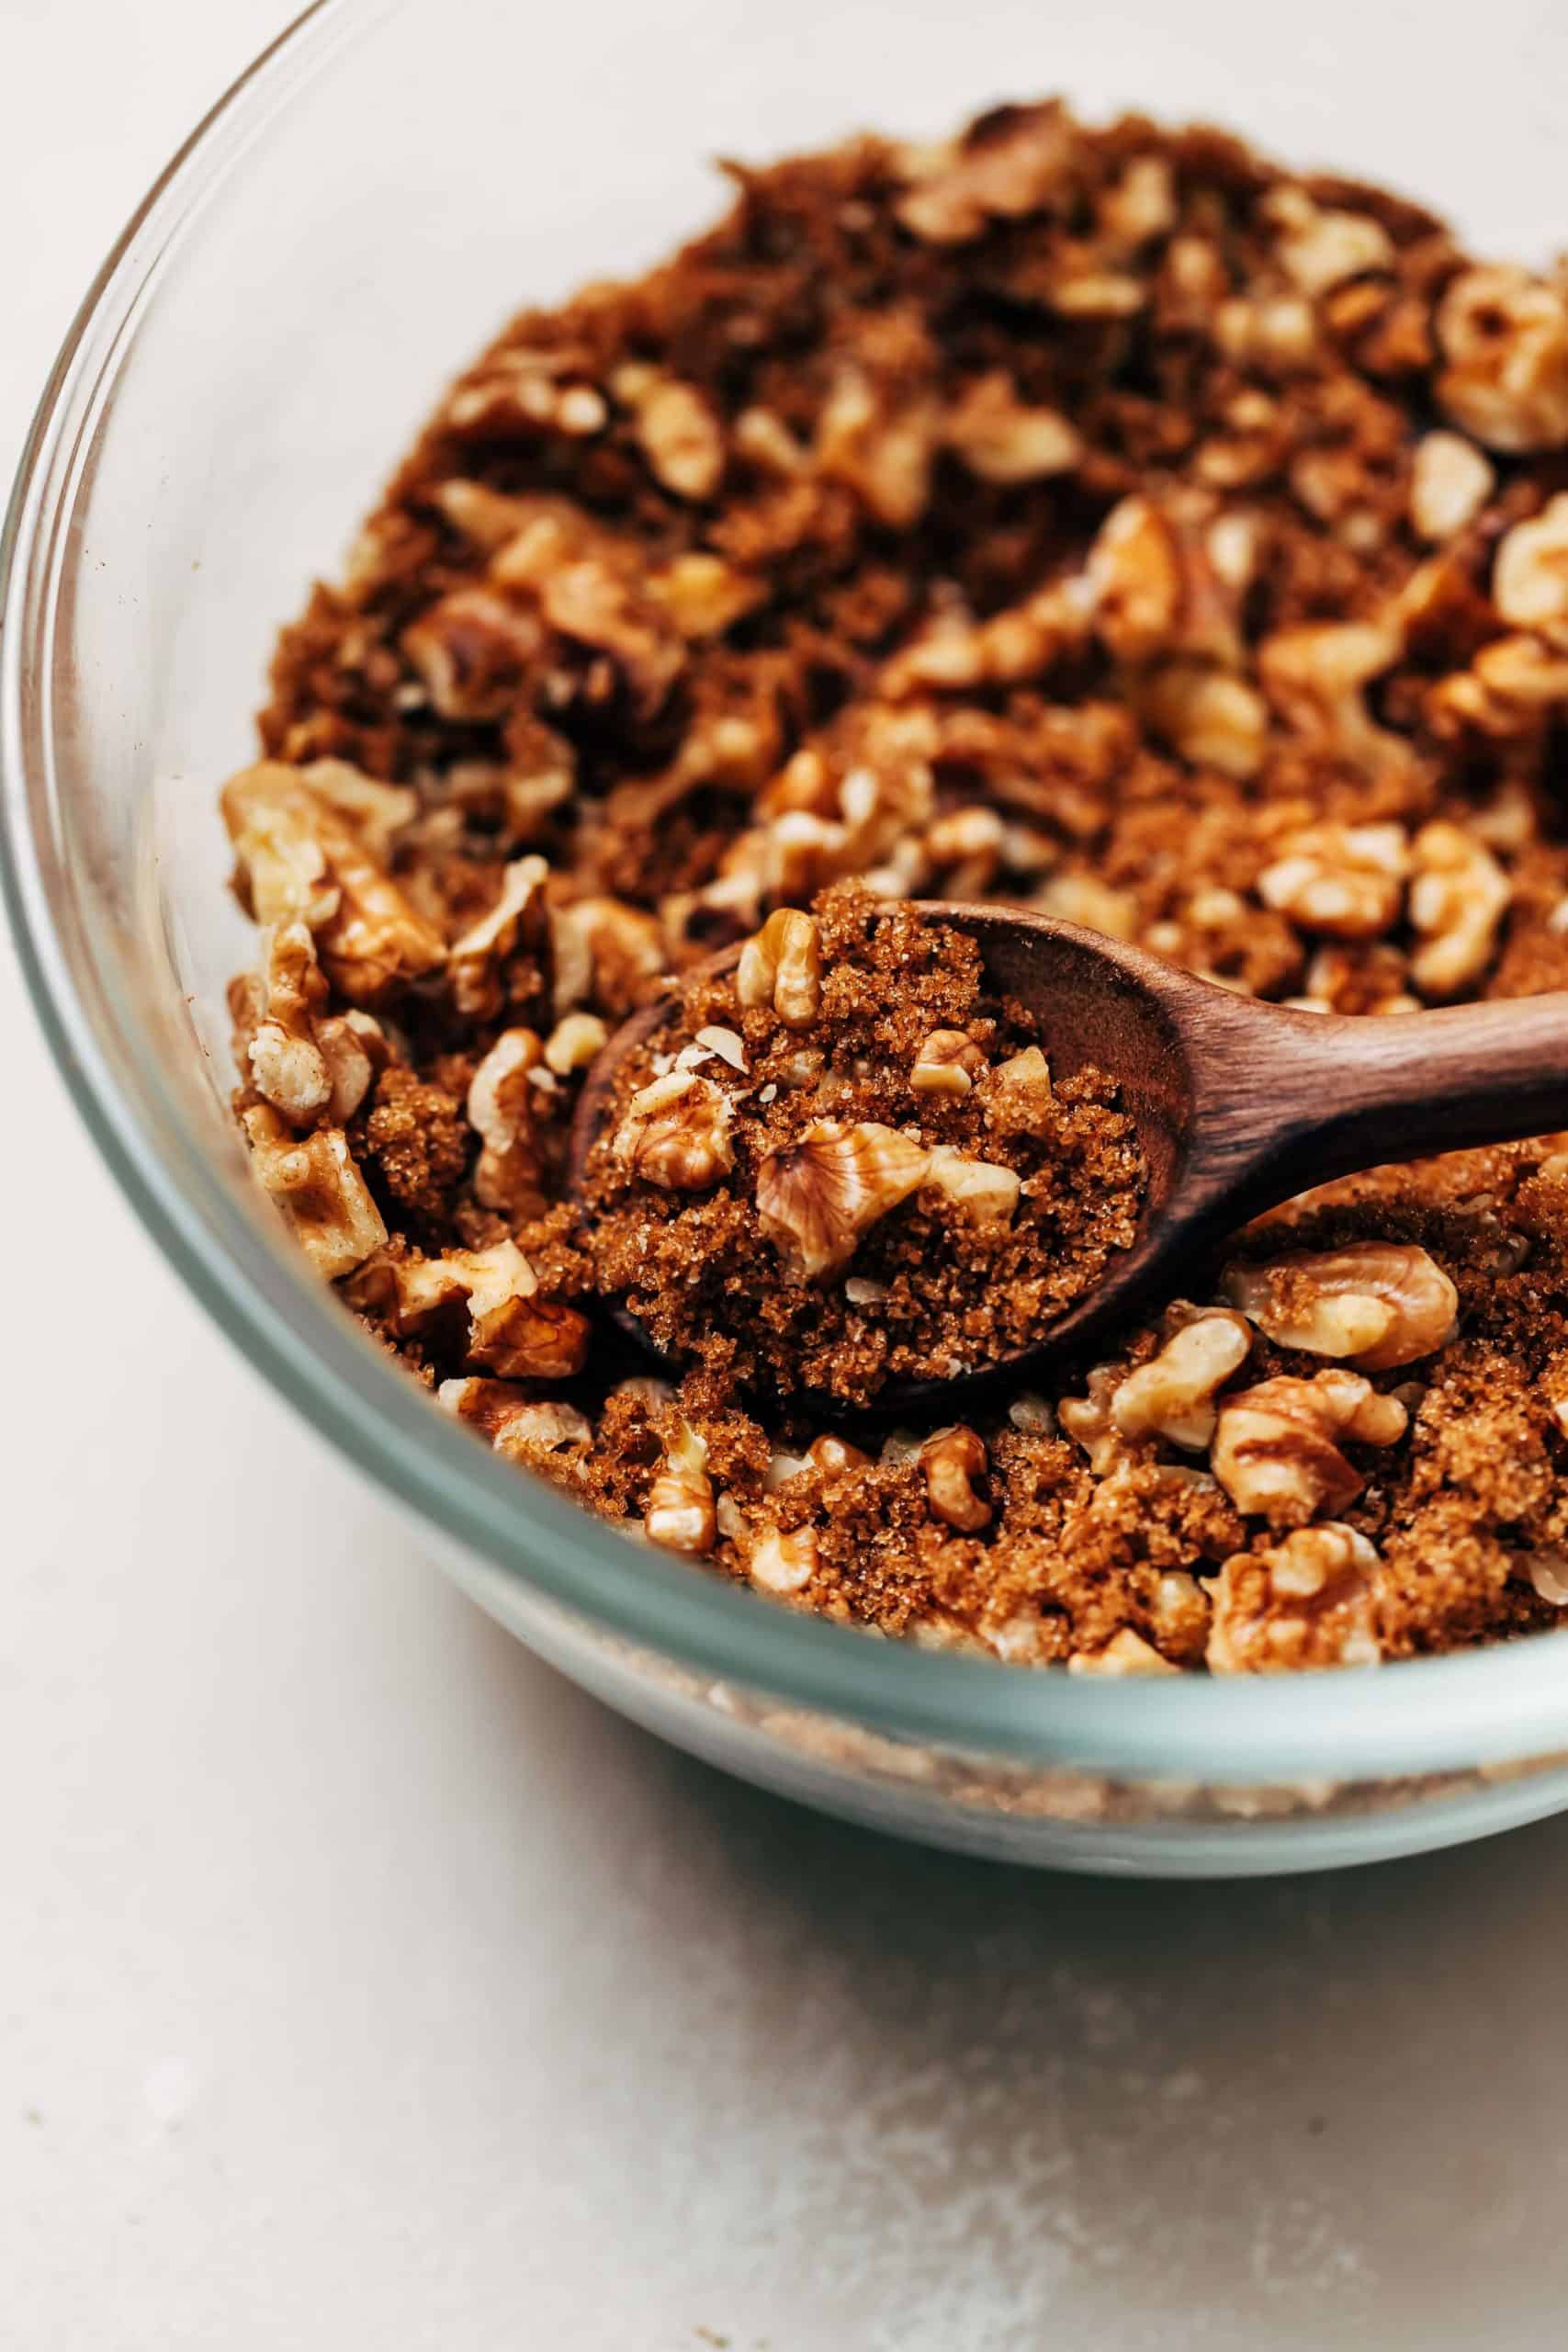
5,6,1568,2344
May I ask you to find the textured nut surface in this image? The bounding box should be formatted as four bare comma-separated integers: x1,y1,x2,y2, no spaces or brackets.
1068,1629,1181,1678
1257,821,1408,939
439,1379,592,1458
543,1011,609,1075
1207,1524,1383,1671
1133,661,1269,780
448,855,547,1020
736,909,823,1028
1211,1370,1406,1523
748,1523,820,1594
922,1145,1021,1225
1409,431,1494,541
755,1119,931,1280
1224,1242,1458,1370
467,1028,547,1215
1111,1308,1253,1450
919,1425,991,1531
615,366,726,501
1435,265,1568,452
943,373,1081,481
240,1105,388,1281
613,1069,735,1190
645,1420,716,1553
1268,188,1393,297
1494,492,1568,646
1057,1365,1133,1476
909,1029,987,1096
1408,820,1510,996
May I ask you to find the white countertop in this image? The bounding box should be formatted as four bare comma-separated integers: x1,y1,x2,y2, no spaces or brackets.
7,8,1568,2346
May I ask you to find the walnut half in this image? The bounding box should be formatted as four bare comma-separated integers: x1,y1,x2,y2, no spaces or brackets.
755,1120,931,1281
1224,1243,1457,1371
613,1070,735,1190
1207,1524,1384,1671
1211,1370,1407,1524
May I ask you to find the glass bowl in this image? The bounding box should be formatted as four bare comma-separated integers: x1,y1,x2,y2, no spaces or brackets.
9,0,1568,1878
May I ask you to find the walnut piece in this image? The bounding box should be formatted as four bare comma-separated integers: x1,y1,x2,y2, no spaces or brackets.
1258,621,1404,773
644,1420,717,1554
222,762,445,1006
1268,189,1393,299
1257,821,1408,939
1224,1242,1458,1371
1211,1370,1407,1523
1435,265,1568,453
895,105,1071,244
467,1028,547,1216
613,1070,735,1190
922,1145,1021,1225
755,1119,931,1280
942,373,1081,481
550,895,665,1019
1407,819,1510,997
1057,1365,1133,1476
1068,1629,1180,1678
613,364,726,501
735,908,823,1028
1207,1524,1383,1671
440,1379,592,1459
231,921,376,1129
1132,661,1269,781
448,855,547,1021
544,1011,609,1075
909,1029,986,1096
919,1426,991,1531
1493,493,1568,646
1111,1307,1253,1450
388,1238,590,1381
241,1104,387,1280
1408,431,1494,542
748,1523,819,1595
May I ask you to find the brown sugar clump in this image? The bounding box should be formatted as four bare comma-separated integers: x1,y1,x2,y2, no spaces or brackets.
582,889,1145,1403
220,97,1568,1670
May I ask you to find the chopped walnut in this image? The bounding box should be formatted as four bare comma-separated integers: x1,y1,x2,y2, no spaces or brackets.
735,908,823,1028
402,587,548,721
1408,431,1494,542
942,373,1081,481
909,1029,987,1095
543,1011,609,1075
1266,188,1394,299
467,1029,547,1216
644,1419,717,1554
1068,1629,1180,1678
384,1238,587,1380
613,364,726,501
919,1425,991,1531
1207,1524,1383,1671
748,1523,819,1595
1435,265,1568,453
1257,821,1408,939
240,1105,388,1280
880,580,1087,697
550,895,666,1018
444,352,607,440
1493,493,1568,645
755,1119,931,1280
894,103,1071,243
613,1070,735,1190
815,368,937,527
978,1047,1055,1132
1407,820,1511,997
1258,621,1404,772
1085,496,1183,663
1224,1242,1458,1371
1132,662,1269,780
1110,1307,1253,1450
1032,873,1138,941
448,855,547,1021
1058,1366,1134,1476
1211,1370,1407,1524
439,1379,592,1459
222,763,445,1005
922,1145,1021,1225
231,921,370,1128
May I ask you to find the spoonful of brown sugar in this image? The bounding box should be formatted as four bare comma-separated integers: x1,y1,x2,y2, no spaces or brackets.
569,884,1568,1415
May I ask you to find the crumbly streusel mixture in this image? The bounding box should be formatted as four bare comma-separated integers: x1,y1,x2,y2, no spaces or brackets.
224,99,1568,1673
581,887,1145,1403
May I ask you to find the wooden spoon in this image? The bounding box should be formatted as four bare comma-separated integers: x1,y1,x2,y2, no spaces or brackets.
570,903,1568,1412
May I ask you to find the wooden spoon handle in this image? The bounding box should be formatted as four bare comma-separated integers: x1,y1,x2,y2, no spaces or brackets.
1189,992,1568,1223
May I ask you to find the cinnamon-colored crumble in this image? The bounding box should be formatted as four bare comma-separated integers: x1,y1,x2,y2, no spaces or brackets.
581,887,1145,1402
222,99,1568,1671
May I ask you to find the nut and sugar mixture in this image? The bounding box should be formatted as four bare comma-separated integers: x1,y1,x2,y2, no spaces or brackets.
582,888,1145,1402
222,99,1568,1672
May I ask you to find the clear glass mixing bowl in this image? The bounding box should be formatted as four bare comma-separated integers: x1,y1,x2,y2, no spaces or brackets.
10,0,1568,1875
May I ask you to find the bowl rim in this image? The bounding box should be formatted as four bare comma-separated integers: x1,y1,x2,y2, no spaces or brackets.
6,0,1568,1786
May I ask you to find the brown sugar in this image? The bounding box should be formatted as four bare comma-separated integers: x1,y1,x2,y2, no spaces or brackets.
581,888,1145,1403
220,98,1568,1670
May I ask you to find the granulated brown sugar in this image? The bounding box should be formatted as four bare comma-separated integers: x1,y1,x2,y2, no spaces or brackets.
221,99,1568,1672
581,887,1145,1403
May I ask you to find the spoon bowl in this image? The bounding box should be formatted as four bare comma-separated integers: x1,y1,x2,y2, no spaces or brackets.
570,904,1568,1413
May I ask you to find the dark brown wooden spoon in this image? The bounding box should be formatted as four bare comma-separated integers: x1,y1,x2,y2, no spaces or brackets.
569,903,1568,1414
